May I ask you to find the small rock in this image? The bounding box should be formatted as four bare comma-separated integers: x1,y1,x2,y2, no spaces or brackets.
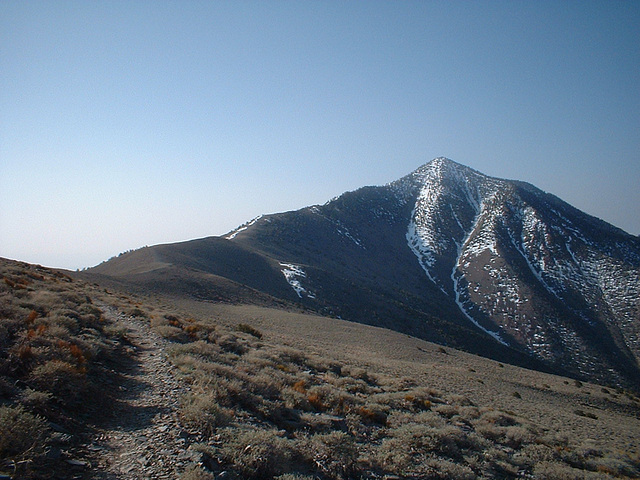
66,459,89,468
49,422,71,434
46,447,62,459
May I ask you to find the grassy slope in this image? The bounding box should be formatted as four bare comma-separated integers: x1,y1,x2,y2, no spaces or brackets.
167,300,640,458
1,257,639,479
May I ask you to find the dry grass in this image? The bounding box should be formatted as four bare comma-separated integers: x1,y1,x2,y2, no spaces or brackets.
0,259,137,478
154,301,640,479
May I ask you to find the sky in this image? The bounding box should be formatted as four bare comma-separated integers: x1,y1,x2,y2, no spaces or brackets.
1,1,638,270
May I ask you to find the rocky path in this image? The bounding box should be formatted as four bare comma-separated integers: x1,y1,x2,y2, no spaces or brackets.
89,306,195,479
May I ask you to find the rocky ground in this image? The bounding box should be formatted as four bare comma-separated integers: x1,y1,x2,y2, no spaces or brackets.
86,306,196,479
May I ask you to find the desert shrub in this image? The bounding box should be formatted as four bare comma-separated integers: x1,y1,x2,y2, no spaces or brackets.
103,324,128,340
301,431,358,479
274,475,316,480
19,388,53,414
457,405,481,421
281,386,312,411
29,360,87,406
478,410,518,427
179,393,231,438
154,325,188,342
534,461,600,479
0,376,16,397
217,428,294,479
180,465,215,480
356,403,388,425
303,354,342,375
340,365,376,385
271,346,308,367
574,409,598,420
377,423,473,474
476,423,505,443
476,423,536,450
590,456,640,477
519,443,559,466
385,409,446,430
0,323,10,344
170,340,221,362
182,322,215,341
503,426,535,449
0,405,48,459
327,374,372,395
247,370,287,398
434,403,459,418
236,323,263,339
449,393,474,406
424,456,477,479
306,384,357,414
129,307,147,318
218,334,248,355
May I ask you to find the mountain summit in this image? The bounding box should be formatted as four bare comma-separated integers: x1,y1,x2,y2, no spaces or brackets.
91,158,640,389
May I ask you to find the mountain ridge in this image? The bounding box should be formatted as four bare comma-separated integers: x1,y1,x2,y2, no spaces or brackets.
90,158,640,390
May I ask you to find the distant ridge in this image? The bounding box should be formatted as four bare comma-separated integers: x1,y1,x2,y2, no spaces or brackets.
91,158,640,389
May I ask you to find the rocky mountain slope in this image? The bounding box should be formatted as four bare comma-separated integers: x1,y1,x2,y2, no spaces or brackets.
90,158,640,390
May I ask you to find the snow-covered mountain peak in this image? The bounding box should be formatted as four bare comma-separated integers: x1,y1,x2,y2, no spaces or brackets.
412,157,483,180
94,157,640,389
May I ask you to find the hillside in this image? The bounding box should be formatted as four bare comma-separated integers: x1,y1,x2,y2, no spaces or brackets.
90,158,640,390
2,257,640,479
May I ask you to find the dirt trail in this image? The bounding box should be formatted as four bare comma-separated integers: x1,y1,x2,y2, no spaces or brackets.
89,305,194,479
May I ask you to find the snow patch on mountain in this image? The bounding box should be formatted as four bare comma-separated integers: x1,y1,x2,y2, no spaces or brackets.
309,206,364,248
406,213,441,289
335,220,363,247
452,256,508,346
406,158,512,339
280,263,315,299
225,215,263,240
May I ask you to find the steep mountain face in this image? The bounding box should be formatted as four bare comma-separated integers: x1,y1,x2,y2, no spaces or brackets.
399,159,640,386
90,158,640,389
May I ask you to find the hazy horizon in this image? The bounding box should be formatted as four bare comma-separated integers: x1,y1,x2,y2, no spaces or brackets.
2,1,638,270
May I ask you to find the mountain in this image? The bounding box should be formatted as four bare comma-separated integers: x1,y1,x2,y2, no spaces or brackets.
90,158,640,389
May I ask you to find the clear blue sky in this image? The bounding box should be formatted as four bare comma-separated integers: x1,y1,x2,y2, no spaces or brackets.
1,1,638,270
